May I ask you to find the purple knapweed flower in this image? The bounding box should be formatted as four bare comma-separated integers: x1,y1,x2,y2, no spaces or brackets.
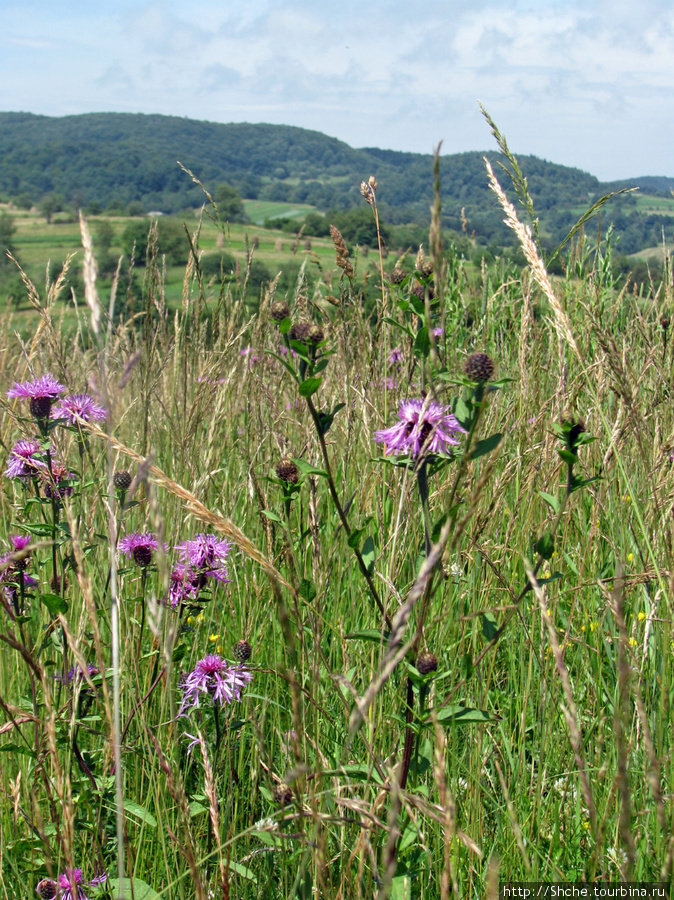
388,347,403,365
175,534,232,584
169,563,201,609
119,532,162,568
433,327,444,337
42,460,75,500
54,663,100,685
374,398,466,458
179,654,253,716
7,374,65,420
51,393,106,425
42,868,107,900
4,440,47,480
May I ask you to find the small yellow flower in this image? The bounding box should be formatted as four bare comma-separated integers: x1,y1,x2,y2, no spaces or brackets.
629,637,637,647
627,553,634,563
637,611,646,622
590,621,597,633
622,494,630,503
217,645,222,653
583,819,590,831
581,624,586,632
209,633,219,643
187,615,195,625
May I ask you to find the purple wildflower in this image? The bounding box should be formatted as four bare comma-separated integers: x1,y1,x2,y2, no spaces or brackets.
169,563,201,609
7,374,65,420
54,663,99,685
433,326,444,337
119,532,161,568
42,460,75,500
51,868,106,900
388,347,403,365
51,393,106,425
374,398,466,458
179,654,253,716
175,534,232,584
5,440,47,480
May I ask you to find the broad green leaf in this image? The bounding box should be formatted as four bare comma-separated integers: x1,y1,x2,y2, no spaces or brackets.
40,593,68,615
123,799,157,829
481,612,499,641
108,879,159,900
413,326,430,359
538,490,560,514
292,458,328,478
469,432,502,460
535,531,555,560
361,536,375,575
261,509,284,524
299,578,316,603
345,629,391,643
430,705,500,724
299,376,322,397
229,861,258,883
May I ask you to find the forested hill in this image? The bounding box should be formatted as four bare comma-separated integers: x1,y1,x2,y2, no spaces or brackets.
1,111,673,252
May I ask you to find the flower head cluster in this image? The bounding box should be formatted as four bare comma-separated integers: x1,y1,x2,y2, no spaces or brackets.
7,374,65,421
51,393,106,425
170,533,231,608
36,868,107,900
43,460,75,500
374,398,466,458
5,439,47,480
179,654,253,716
0,535,38,612
119,532,163,568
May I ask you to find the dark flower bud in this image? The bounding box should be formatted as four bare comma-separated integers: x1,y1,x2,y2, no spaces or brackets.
271,300,290,322
275,458,299,484
463,352,495,384
288,321,311,343
306,324,324,345
29,396,53,420
273,782,293,806
234,639,252,662
416,651,438,675
113,470,132,490
388,267,407,284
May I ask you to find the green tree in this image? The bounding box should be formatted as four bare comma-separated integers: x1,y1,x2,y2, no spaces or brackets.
39,191,64,224
214,184,246,223
121,217,191,267
0,213,16,268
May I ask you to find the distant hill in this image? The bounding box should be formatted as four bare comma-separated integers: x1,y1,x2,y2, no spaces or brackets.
1,111,673,253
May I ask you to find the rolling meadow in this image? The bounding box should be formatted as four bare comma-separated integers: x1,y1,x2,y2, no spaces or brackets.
0,145,671,900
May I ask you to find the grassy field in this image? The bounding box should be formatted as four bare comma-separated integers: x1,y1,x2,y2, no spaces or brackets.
0,169,671,900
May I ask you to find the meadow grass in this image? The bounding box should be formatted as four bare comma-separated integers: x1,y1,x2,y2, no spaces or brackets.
0,164,671,900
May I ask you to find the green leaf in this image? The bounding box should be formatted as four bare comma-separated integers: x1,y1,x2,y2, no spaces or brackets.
229,861,258,883
481,612,499,641
558,449,578,465
123,799,157,828
323,764,384,784
279,317,292,334
535,531,555,560
538,490,560,514
108,879,159,900
570,474,601,493
361,536,375,575
261,510,284,524
413,326,430,359
469,432,502,460
382,315,413,337
20,523,55,537
299,376,322,397
454,396,471,429
345,629,390,643
189,800,208,817
431,705,500,724
299,578,316,604
40,593,68,615
292,458,328,478
264,349,298,381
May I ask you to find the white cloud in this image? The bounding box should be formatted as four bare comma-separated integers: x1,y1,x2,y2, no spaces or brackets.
0,0,672,178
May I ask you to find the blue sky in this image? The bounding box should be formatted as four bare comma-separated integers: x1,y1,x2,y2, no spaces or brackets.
1,0,672,181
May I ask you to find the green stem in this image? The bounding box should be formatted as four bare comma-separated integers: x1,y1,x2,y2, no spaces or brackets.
305,394,391,631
